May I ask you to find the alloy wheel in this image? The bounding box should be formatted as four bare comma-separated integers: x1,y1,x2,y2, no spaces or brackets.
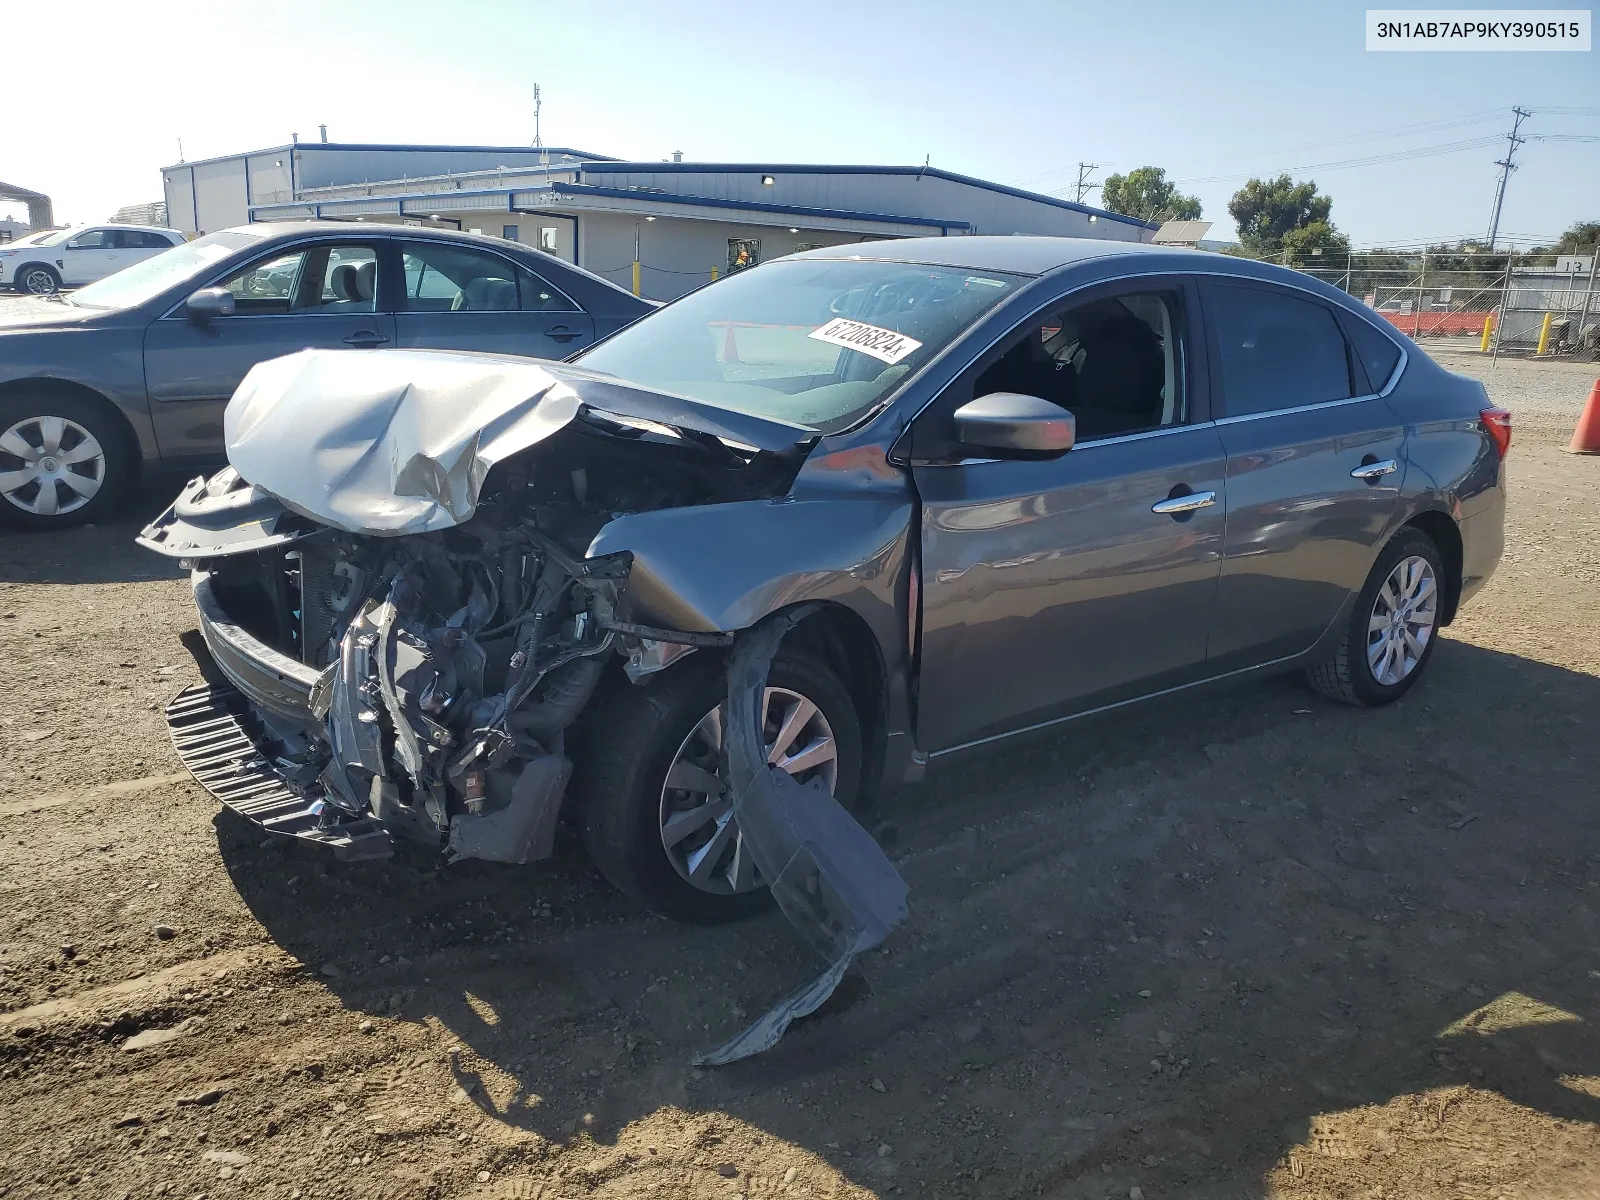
658,686,839,895
21,268,58,295
1366,554,1438,686
0,415,107,517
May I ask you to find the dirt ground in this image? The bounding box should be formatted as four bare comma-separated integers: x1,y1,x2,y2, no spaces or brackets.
1,346,1598,1200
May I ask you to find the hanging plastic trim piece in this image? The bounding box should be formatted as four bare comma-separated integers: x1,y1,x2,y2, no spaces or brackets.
695,605,909,1067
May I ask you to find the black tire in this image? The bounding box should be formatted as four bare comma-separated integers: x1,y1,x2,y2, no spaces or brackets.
0,391,136,532
15,264,60,295
572,650,863,925
1307,527,1445,707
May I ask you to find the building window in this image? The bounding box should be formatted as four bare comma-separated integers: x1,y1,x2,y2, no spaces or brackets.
539,226,559,252
502,224,519,242
728,238,761,273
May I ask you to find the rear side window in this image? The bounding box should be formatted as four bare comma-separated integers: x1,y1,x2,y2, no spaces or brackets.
1342,315,1403,393
1207,282,1353,418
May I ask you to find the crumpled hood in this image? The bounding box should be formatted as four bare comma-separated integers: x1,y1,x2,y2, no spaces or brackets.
225,348,816,536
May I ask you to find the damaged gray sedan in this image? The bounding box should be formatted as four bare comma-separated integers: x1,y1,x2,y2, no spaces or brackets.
140,235,1506,941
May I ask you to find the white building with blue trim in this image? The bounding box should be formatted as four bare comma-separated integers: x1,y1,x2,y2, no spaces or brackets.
163,142,1155,300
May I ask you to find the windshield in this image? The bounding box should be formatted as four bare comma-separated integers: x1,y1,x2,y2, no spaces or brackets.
4,230,55,248
67,230,265,310
36,228,80,248
574,257,1025,433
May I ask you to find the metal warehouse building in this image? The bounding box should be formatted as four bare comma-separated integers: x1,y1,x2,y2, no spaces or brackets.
162,142,1155,300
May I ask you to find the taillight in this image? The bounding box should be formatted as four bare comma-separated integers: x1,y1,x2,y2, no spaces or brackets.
1481,407,1512,459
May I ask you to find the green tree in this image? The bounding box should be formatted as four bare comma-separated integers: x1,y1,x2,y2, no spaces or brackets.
1280,220,1351,268
1100,166,1202,223
1554,220,1600,254
1228,174,1334,257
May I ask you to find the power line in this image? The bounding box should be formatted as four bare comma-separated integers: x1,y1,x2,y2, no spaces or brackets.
1157,136,1505,187
1010,107,1510,190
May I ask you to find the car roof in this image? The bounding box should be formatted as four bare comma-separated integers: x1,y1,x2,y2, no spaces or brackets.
218,221,642,301
789,234,1190,276
82,223,184,233
228,220,546,252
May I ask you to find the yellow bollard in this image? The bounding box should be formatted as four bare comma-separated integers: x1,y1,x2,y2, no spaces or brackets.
631,260,641,297
1536,311,1553,355
1480,313,1494,352
710,266,719,282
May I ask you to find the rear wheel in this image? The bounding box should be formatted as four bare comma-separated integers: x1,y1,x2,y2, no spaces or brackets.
1307,527,1444,706
574,650,863,925
0,393,133,531
16,264,60,295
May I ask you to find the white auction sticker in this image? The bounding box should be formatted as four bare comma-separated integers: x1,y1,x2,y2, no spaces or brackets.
807,317,923,365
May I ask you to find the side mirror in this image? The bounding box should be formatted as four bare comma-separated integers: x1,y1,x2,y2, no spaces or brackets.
185,287,236,323
952,392,1076,457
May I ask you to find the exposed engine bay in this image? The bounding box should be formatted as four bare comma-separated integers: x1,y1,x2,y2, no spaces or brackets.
186,417,789,865
139,347,911,1065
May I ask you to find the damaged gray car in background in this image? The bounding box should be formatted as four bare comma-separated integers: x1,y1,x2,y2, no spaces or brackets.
138,236,1507,1061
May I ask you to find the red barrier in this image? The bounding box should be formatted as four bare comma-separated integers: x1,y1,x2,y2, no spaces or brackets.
1375,310,1495,337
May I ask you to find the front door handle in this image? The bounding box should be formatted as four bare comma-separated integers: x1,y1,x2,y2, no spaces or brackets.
1350,458,1398,480
342,331,390,348
545,325,582,343
1152,489,1217,516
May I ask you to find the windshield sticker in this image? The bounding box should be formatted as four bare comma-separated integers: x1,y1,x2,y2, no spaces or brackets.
807,317,923,365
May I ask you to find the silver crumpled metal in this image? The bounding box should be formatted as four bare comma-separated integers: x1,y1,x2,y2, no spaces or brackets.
225,348,582,535
695,605,910,1066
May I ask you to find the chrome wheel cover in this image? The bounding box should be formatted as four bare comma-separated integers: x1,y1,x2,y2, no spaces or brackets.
658,686,839,896
1366,554,1438,686
0,415,106,517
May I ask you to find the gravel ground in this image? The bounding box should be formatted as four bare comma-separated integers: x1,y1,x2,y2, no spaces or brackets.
0,338,1598,1200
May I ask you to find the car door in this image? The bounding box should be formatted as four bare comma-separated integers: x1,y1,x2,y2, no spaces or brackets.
910,277,1227,754
389,239,594,357
116,229,175,269
1201,278,1407,672
58,229,119,286
143,239,395,460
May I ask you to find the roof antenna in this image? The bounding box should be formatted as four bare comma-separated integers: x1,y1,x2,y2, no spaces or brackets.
319,124,328,143
917,153,929,181
177,137,185,164
533,83,549,167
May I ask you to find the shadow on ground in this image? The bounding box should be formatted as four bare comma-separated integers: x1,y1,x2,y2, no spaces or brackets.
0,472,195,585
218,636,1600,1197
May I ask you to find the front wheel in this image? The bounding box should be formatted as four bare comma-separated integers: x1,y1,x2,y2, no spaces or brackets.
573,650,863,925
0,393,134,531
17,264,61,295
1307,527,1445,706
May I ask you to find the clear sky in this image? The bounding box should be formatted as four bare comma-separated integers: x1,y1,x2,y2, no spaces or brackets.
6,0,1596,246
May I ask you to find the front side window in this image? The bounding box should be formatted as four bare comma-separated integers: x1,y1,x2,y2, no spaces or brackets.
214,244,377,316
1207,282,1354,417
575,257,1024,433
400,242,573,313
68,229,113,250
973,289,1187,442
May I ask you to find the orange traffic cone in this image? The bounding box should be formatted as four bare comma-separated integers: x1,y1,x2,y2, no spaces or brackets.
1568,380,1600,455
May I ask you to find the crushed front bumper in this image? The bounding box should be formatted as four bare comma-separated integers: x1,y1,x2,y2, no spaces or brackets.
172,570,394,861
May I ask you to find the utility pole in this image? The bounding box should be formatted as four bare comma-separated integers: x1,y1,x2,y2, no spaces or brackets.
1073,163,1099,203
1485,106,1530,251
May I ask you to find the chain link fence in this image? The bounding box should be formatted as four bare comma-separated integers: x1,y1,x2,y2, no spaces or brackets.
1284,248,1600,359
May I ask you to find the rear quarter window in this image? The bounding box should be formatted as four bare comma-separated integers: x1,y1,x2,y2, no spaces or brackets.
1341,314,1403,393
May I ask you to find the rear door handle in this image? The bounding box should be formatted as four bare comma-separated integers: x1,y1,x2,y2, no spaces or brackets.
342,332,390,348
1152,490,1216,515
1350,458,1398,480
545,325,582,343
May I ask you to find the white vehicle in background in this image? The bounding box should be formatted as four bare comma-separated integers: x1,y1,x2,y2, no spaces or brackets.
0,224,186,294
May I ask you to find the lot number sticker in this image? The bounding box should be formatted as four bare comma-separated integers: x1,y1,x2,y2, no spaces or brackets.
808,317,923,365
